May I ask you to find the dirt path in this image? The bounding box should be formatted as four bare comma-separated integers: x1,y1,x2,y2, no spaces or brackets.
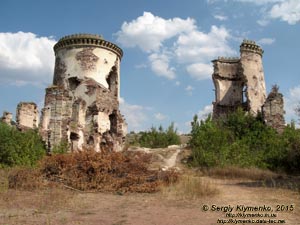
1,148,300,225
1,177,299,225
128,146,182,170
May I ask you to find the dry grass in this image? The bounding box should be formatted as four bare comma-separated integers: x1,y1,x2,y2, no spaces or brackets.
8,167,48,190
199,166,300,190
7,150,179,193
161,174,219,200
0,169,9,193
0,188,76,213
202,166,279,180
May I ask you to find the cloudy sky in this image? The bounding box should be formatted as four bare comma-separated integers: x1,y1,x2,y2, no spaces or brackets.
0,0,300,133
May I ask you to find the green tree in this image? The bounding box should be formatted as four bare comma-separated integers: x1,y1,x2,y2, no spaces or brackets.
138,123,180,148
188,109,293,171
189,115,233,167
0,122,46,167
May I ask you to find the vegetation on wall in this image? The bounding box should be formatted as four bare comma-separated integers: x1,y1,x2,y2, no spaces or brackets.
189,108,300,174
0,122,46,167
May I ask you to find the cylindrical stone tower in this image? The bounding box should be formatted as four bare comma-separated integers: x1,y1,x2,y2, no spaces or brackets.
240,40,266,115
40,34,127,152
52,34,123,98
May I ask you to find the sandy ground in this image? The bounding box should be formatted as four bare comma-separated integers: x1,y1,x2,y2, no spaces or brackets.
1,178,299,225
0,147,299,225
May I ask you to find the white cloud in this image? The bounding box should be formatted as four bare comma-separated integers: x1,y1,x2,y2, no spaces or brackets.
212,0,299,25
175,26,235,64
154,113,167,121
116,12,196,53
198,105,213,121
214,14,228,21
257,19,270,26
116,12,234,81
185,85,194,91
0,32,55,86
149,52,175,79
175,81,181,86
257,38,275,45
186,63,213,80
230,0,300,25
234,0,283,5
119,98,148,131
184,104,213,132
269,0,300,25
185,85,194,95
284,85,300,124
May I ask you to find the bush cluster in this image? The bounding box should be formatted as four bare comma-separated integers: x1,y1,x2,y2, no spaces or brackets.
8,150,179,193
189,108,300,174
0,122,46,167
137,123,181,148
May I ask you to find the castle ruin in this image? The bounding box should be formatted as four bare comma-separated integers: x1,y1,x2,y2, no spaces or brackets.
1,111,13,126
212,40,285,132
1,38,286,145
16,102,39,131
39,34,127,152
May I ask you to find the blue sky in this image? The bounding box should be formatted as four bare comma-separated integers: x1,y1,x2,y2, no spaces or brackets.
0,0,300,133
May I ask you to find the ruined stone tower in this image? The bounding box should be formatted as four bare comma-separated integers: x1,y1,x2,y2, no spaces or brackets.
16,102,39,131
1,111,13,126
262,85,285,133
212,40,285,132
40,34,127,152
212,40,266,118
240,40,266,114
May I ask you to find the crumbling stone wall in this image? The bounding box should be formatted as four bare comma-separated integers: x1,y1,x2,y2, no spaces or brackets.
213,40,266,117
212,57,246,117
16,102,39,131
212,40,285,131
240,40,266,114
262,85,285,133
40,34,127,152
1,111,13,126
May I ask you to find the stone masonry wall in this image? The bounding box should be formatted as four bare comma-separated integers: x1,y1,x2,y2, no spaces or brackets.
262,85,285,133
240,41,266,115
212,40,285,131
16,102,39,131
40,34,127,152
212,40,266,118
1,111,13,126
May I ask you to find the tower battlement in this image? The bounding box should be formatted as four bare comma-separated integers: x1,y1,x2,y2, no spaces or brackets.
54,33,123,59
240,39,264,56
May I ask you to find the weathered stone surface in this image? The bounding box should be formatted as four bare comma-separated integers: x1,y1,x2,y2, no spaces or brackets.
240,41,266,114
1,111,13,126
212,40,285,131
262,85,285,133
16,102,39,131
212,40,266,118
40,34,127,152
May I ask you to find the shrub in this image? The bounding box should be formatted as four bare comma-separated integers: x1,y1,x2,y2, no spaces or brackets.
0,122,46,167
138,122,181,148
189,115,233,167
51,141,69,154
189,109,300,173
8,150,179,193
281,125,300,173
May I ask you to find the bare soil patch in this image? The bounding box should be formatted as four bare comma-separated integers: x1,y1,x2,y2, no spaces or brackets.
1,177,299,225
1,148,300,225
